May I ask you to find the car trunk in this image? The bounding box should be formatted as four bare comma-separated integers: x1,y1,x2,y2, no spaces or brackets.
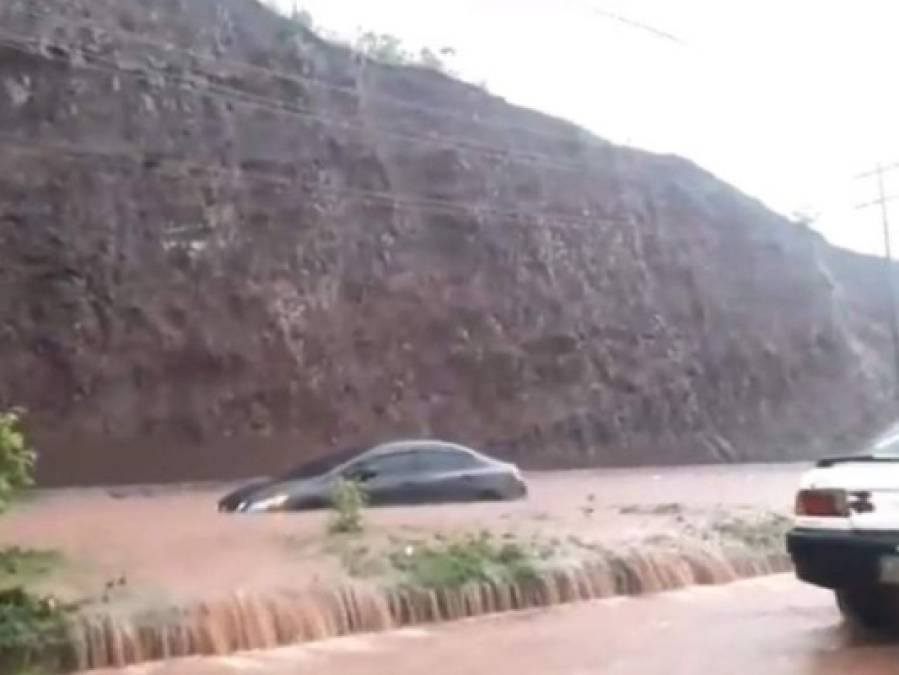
820,461,899,531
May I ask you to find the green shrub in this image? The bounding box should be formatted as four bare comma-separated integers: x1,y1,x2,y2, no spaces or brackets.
0,588,73,674
0,412,71,673
0,410,36,514
327,478,367,535
389,533,540,589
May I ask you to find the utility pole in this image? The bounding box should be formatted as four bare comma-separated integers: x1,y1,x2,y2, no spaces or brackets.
857,163,899,399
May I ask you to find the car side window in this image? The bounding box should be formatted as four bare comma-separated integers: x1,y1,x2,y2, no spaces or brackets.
416,450,479,472
347,452,418,479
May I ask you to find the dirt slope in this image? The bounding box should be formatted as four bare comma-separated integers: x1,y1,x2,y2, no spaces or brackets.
0,0,893,485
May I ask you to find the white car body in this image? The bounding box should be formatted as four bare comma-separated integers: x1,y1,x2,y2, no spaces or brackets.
787,425,899,629
796,461,899,532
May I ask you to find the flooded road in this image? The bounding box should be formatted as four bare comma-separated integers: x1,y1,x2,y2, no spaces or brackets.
3,463,808,670
85,575,899,675
2,464,803,600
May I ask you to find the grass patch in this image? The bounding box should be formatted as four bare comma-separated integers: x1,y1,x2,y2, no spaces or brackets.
0,549,72,673
337,542,389,578
4,490,42,514
0,549,64,592
327,507,792,594
388,532,541,589
707,511,791,552
322,536,390,578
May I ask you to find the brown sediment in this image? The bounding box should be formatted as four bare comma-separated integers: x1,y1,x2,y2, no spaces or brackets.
68,545,791,671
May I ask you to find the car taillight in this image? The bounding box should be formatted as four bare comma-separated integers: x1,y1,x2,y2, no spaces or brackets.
795,489,849,517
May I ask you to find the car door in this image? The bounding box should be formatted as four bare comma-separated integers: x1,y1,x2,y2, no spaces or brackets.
343,452,420,505
411,449,485,503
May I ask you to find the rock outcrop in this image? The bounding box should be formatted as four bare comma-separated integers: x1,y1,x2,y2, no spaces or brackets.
0,0,893,485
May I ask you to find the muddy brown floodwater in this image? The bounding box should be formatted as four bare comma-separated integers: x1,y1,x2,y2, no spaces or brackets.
1,464,806,670
83,575,899,675
0,464,802,600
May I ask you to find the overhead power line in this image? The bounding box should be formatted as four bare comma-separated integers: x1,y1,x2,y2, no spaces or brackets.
0,132,630,231
856,194,899,210
573,2,686,45
856,161,899,180
13,7,601,152
0,134,634,299
0,29,601,177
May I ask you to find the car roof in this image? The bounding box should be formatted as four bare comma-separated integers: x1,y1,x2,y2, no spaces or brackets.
281,440,497,480
361,440,484,460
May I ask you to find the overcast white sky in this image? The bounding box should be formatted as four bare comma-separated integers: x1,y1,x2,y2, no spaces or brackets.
271,0,899,255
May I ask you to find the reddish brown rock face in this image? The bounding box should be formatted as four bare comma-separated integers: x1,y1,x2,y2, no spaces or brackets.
0,0,893,485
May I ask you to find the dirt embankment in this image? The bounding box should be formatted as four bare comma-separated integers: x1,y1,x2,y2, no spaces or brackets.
0,0,894,485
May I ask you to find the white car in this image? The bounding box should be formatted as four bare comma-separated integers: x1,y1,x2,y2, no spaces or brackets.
787,425,899,629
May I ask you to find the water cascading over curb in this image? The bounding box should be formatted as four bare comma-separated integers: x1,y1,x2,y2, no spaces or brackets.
69,546,791,670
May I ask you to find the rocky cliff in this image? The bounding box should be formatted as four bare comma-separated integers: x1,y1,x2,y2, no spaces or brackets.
0,0,894,485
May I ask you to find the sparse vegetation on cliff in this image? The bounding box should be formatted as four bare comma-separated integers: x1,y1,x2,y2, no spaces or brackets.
276,2,457,74
354,31,456,74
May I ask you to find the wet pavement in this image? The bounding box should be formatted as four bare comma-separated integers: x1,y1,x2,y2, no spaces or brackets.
85,575,899,675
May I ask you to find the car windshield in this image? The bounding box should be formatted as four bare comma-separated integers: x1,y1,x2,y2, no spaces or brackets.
871,424,899,455
281,446,368,479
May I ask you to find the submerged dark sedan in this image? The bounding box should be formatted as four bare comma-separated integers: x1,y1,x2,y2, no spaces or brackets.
218,440,528,513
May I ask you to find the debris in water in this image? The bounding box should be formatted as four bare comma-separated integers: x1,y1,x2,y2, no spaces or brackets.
619,503,684,516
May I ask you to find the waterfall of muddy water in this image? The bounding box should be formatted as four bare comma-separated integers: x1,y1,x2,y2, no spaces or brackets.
68,546,792,671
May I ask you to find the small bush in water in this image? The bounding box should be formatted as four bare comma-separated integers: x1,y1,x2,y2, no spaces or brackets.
328,478,367,535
